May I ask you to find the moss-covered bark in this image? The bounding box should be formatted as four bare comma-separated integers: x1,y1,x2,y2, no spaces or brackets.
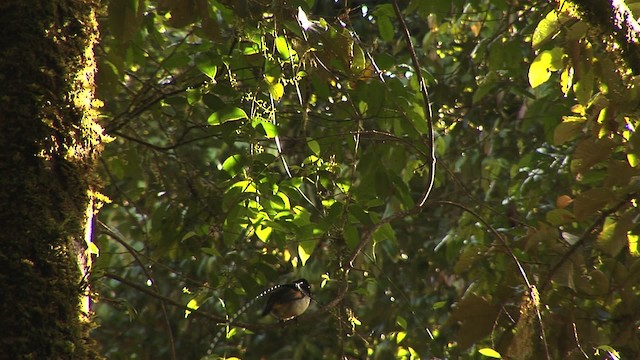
567,0,640,75
0,0,102,358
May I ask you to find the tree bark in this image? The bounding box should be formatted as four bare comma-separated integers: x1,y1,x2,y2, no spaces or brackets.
0,0,102,358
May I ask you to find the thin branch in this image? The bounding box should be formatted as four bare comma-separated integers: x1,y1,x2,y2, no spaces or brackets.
391,0,436,207
435,200,550,359
305,2,442,321
99,221,177,360
111,128,221,151
435,201,531,288
540,192,637,291
103,272,286,332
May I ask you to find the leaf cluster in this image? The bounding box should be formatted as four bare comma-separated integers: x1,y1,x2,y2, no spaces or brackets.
93,0,640,359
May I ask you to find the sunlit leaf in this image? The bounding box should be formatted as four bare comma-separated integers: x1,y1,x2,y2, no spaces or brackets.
573,68,594,105
208,106,248,125
275,36,293,59
478,348,501,358
629,234,639,257
196,57,217,80
268,82,284,101
528,48,565,88
298,239,316,266
532,10,569,49
256,224,272,242
259,121,278,138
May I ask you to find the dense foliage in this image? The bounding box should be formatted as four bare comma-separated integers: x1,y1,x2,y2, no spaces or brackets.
93,0,640,358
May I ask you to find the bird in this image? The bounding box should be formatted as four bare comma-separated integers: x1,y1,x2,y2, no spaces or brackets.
208,278,312,354
261,278,311,321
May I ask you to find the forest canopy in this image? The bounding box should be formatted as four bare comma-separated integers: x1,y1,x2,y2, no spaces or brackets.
92,0,640,359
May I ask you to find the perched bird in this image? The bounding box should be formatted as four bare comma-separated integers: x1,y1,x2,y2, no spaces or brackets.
262,278,311,321
208,278,312,354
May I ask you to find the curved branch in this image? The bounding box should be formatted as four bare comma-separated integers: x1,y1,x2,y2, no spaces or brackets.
98,221,177,359
540,192,637,292
434,200,550,359
435,201,532,288
391,0,436,207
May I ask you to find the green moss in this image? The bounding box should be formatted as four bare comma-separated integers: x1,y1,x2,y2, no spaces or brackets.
0,0,103,358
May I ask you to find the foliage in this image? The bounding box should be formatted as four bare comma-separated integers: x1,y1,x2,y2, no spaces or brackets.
93,0,640,359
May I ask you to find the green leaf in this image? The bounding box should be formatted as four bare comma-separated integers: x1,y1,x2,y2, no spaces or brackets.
196,57,218,80
86,242,100,256
344,224,359,250
532,10,567,49
307,139,320,156
629,234,639,256
560,66,574,95
256,224,272,242
373,3,394,17
222,154,243,176
377,16,394,42
528,48,565,88
373,223,397,244
595,345,620,359
478,348,501,358
201,247,221,257
208,106,248,125
597,213,634,257
261,121,278,138
275,36,293,59
351,45,366,74
396,331,407,344
268,82,284,100
298,239,317,266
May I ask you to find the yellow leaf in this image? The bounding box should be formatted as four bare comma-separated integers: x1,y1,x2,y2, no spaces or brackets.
269,82,284,100
479,348,502,358
629,234,639,256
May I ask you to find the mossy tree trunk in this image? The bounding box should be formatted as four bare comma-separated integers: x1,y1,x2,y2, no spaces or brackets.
0,0,102,358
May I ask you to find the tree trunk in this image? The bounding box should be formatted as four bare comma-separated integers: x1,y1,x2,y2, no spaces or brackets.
0,0,102,358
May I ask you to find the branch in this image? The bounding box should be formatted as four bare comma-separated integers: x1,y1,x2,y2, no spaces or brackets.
307,1,441,320
102,272,295,332
540,192,637,292
391,0,436,207
435,200,550,360
99,221,177,359
435,201,532,288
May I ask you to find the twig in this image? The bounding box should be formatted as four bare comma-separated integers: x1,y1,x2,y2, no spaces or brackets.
99,221,177,360
391,0,436,207
540,192,637,292
435,200,550,360
435,201,531,287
